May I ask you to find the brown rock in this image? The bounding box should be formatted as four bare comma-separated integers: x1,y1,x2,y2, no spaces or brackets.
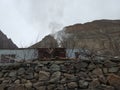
63,73,76,80
107,74,120,89
14,79,20,84
92,68,103,77
24,80,32,89
89,78,100,89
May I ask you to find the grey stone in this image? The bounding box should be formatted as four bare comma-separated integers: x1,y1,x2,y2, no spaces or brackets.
39,71,50,81
17,68,25,75
26,73,34,80
67,82,78,89
34,73,39,80
47,84,56,90
63,73,76,80
14,79,20,84
76,72,88,79
60,64,67,72
88,64,96,70
4,72,8,77
102,68,108,74
108,67,119,73
26,67,34,73
33,82,45,89
7,84,26,90
76,62,88,69
56,85,64,90
0,72,3,78
79,80,89,89
0,84,5,90
103,85,115,90
93,84,115,90
21,79,27,84
2,79,10,84
36,86,46,90
49,71,61,83
9,71,17,77
104,60,117,68
50,64,60,71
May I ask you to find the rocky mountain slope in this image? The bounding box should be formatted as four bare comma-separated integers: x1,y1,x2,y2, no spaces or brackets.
31,35,58,48
0,30,18,48
31,19,120,54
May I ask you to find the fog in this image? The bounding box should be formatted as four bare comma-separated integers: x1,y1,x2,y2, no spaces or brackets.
0,0,120,47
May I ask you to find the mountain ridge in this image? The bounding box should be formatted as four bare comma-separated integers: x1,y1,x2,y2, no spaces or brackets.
0,30,18,49
30,19,120,54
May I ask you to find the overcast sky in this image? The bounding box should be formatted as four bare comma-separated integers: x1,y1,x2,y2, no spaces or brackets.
0,0,120,47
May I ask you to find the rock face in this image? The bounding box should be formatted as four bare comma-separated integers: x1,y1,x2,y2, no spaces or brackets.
31,20,120,54
0,58,120,90
0,30,18,48
31,35,58,48
60,20,120,54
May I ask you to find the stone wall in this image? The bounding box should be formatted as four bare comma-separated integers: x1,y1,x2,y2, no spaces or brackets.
0,58,120,90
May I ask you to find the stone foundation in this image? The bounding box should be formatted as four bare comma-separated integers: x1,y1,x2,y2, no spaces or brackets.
0,58,120,90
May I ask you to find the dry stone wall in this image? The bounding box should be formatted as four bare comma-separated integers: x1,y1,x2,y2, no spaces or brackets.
0,58,120,90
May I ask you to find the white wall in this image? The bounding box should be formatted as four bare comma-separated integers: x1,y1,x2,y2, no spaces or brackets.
0,49,38,61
